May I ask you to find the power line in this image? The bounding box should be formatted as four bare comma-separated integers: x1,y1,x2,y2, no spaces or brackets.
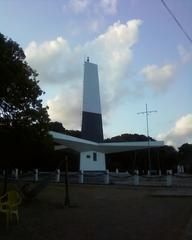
161,0,192,44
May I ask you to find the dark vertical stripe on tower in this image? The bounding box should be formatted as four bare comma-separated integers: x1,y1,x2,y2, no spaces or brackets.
81,111,104,142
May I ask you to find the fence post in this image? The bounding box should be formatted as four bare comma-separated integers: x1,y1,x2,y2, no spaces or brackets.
79,170,84,184
158,170,161,176
35,169,38,181
15,168,18,180
115,168,119,174
105,170,109,184
56,169,60,182
134,171,139,186
166,173,172,187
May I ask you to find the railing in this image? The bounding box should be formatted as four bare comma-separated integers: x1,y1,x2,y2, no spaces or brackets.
1,168,192,187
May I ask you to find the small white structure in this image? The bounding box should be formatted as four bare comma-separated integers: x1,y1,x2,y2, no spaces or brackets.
51,131,164,171
80,152,105,171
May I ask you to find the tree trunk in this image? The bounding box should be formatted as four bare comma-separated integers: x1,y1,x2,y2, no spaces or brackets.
2,168,8,195
64,155,70,207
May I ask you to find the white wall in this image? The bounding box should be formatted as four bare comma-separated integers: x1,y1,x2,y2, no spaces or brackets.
80,151,106,171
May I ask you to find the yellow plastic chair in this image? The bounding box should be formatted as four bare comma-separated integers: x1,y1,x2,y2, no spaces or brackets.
7,191,22,223
0,193,10,227
0,190,22,227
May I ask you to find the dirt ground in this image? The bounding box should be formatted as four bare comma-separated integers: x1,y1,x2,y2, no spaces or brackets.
1,184,192,240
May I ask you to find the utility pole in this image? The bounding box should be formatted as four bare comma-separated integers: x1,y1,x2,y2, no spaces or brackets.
137,104,157,174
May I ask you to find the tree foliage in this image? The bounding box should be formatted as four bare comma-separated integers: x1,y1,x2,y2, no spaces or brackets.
0,33,49,129
105,133,155,142
178,143,192,172
48,121,81,138
0,33,53,168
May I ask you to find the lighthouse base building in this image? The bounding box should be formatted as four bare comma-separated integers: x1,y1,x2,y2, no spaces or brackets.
50,59,163,171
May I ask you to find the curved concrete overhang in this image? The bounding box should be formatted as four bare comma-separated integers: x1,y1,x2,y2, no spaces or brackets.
50,131,164,154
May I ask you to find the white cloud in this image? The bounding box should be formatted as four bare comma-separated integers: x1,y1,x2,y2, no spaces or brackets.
141,64,175,92
100,0,117,14
157,114,192,147
47,84,82,130
63,0,118,15
64,0,89,13
178,45,192,64
25,19,142,129
88,20,100,32
25,37,79,85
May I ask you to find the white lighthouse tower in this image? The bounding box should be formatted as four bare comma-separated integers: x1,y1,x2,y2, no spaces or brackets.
50,59,164,172
80,57,106,171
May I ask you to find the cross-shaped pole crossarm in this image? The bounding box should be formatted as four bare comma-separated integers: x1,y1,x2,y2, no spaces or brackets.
137,104,157,173
137,111,146,115
148,110,157,113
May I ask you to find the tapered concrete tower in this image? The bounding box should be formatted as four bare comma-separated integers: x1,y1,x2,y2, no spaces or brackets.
80,57,106,171
81,58,103,142
50,59,164,172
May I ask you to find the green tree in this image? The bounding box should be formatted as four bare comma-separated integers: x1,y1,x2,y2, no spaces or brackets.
0,33,53,192
178,143,192,172
0,33,49,130
48,121,81,138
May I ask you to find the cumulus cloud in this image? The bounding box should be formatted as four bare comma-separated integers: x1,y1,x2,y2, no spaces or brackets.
140,64,175,92
88,20,100,32
25,19,142,129
47,83,82,130
100,0,117,14
178,45,192,64
25,37,78,85
63,0,89,13
157,114,192,147
63,0,118,15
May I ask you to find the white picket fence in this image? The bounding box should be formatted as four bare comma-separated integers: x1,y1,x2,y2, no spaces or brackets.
1,166,192,187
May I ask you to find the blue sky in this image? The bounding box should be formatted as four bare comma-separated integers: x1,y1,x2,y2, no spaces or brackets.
0,0,192,147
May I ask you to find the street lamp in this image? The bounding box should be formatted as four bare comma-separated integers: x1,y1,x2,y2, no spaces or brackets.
137,104,157,174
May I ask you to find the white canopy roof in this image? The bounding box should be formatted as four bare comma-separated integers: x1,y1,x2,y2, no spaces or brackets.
50,131,164,154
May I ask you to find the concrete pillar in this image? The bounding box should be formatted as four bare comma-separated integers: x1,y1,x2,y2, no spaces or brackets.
56,169,60,182
166,174,172,187
134,171,139,186
79,170,84,184
15,168,18,180
105,170,109,184
35,169,38,181
135,169,139,175
177,165,180,174
167,169,172,175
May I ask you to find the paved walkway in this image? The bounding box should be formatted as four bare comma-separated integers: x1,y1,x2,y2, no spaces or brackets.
1,185,192,240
